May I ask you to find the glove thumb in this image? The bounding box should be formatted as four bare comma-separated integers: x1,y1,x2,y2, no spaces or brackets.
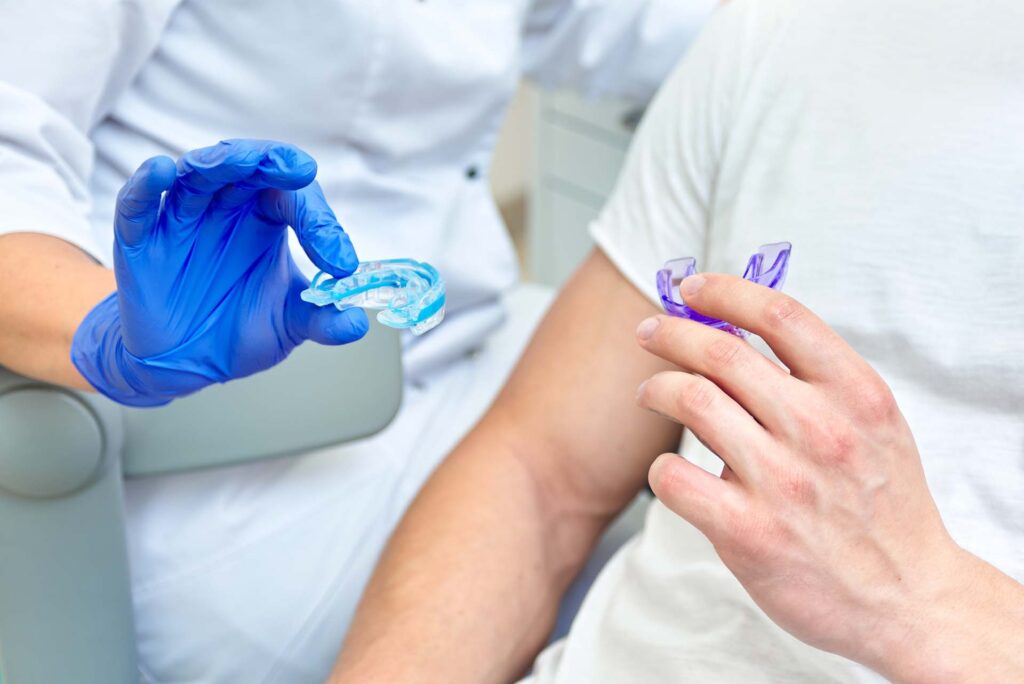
287,300,370,346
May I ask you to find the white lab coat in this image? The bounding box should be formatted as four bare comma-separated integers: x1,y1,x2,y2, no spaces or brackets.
0,1,714,681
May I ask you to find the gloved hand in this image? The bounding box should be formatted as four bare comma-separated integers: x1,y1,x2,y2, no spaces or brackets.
71,139,369,407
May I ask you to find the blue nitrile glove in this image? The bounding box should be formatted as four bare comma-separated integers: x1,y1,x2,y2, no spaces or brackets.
71,139,369,407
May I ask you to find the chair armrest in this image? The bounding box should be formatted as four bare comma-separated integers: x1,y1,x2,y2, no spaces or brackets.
122,319,402,477
0,320,402,682
0,371,137,684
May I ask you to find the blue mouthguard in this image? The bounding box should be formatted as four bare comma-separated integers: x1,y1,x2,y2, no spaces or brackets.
300,259,446,336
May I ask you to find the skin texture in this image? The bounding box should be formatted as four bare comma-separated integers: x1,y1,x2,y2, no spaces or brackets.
0,232,114,389
331,249,682,682
638,273,1024,683
331,251,1024,683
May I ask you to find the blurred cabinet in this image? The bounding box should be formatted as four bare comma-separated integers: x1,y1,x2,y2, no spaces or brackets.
526,91,639,287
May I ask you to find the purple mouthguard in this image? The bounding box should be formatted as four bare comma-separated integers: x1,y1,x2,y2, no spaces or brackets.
656,242,792,338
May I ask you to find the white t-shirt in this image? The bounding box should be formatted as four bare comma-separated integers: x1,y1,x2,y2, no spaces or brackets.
532,0,1024,681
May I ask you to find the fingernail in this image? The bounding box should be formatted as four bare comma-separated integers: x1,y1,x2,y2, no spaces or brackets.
636,317,660,340
635,380,648,402
648,453,673,488
680,275,706,297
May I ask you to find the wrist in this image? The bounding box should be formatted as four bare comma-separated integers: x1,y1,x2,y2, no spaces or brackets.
869,544,1024,683
870,542,975,683
71,294,171,407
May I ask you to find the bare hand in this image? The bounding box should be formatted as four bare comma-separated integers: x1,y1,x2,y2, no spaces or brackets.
634,273,966,678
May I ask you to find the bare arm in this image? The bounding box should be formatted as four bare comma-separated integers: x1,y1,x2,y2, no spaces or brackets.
330,249,681,682
0,233,113,389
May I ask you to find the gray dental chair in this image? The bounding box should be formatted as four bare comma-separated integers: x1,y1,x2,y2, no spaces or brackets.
0,322,402,684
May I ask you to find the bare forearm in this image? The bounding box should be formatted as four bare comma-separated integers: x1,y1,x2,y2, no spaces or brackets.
332,427,599,683
0,233,113,389
331,250,681,682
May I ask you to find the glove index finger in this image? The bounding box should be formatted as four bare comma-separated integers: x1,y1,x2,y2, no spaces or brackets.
178,140,316,192
171,140,318,220
232,141,317,191
115,155,176,247
261,182,360,277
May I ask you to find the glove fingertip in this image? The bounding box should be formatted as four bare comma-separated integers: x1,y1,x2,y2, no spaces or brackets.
306,235,359,278
145,155,178,190
123,155,176,202
115,156,176,247
263,146,318,189
296,304,369,346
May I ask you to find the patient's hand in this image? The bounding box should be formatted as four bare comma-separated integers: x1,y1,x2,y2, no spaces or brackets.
633,274,1023,682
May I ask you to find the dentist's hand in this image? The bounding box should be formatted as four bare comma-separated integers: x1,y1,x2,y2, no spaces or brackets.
634,275,1019,682
72,139,369,406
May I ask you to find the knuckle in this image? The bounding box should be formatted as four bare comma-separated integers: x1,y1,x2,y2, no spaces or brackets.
789,406,821,437
779,472,818,505
828,429,857,464
855,381,898,423
703,336,744,370
817,424,856,464
792,407,857,465
806,416,857,462
762,295,805,332
679,377,717,416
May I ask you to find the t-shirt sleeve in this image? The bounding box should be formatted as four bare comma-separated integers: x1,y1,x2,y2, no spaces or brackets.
0,1,173,261
521,0,718,101
589,0,788,305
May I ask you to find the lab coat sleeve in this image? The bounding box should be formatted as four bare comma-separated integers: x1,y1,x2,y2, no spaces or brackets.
521,0,720,101
0,1,176,261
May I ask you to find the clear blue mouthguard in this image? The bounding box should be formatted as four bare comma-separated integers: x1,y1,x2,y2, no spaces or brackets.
300,259,446,336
